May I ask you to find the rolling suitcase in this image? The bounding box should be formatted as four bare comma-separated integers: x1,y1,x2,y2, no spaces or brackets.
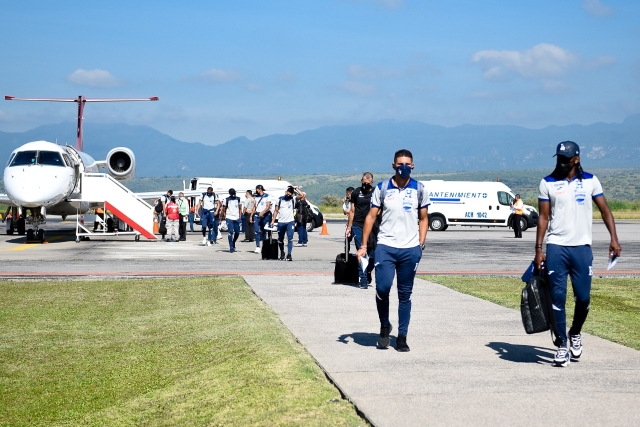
334,238,360,284
261,231,279,260
520,264,562,346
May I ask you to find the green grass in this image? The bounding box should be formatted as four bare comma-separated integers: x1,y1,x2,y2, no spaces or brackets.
0,278,365,427
421,276,640,351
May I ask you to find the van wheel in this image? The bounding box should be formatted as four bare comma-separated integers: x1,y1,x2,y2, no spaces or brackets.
429,216,447,231
306,222,314,232
519,217,528,232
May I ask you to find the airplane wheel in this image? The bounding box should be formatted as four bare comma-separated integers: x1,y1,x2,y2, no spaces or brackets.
17,218,26,235
135,234,140,242
27,229,35,241
37,229,45,243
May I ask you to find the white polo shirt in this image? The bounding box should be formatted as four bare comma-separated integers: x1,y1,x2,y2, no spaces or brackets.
276,196,296,223
255,193,270,214
371,177,430,249
201,192,218,211
225,196,241,221
538,172,604,246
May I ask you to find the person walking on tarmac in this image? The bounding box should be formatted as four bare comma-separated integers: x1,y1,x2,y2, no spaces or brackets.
511,194,524,238
535,141,621,367
357,149,430,352
346,172,376,289
196,187,220,246
242,190,255,242
164,196,180,242
177,192,189,241
252,185,272,254
271,186,297,261
294,188,309,247
222,188,243,253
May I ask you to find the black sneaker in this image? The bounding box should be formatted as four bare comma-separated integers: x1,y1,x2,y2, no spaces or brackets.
395,335,410,352
378,323,392,349
286,254,293,261
279,252,285,261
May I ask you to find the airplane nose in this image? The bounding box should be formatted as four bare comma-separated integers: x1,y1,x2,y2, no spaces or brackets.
4,166,72,207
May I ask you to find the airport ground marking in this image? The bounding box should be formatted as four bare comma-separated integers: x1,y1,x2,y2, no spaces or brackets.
8,232,75,251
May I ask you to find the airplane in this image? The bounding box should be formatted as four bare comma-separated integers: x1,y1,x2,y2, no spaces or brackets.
1,95,158,242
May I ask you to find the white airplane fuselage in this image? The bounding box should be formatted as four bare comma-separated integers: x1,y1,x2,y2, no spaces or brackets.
3,140,95,215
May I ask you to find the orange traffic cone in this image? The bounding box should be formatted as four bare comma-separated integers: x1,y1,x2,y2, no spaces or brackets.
153,218,159,234
320,218,329,235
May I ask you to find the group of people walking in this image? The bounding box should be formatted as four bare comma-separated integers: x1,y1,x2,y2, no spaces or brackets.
154,184,313,261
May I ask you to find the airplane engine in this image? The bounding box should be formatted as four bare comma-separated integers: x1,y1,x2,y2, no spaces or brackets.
106,147,136,181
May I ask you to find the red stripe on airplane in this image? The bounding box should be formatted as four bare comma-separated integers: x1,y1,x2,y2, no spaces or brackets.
105,201,156,240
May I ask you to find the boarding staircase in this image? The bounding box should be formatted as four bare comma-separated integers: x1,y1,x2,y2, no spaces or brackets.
70,173,157,240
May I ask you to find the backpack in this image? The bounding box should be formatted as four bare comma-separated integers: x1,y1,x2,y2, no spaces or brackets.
304,202,314,223
520,264,562,346
154,198,163,213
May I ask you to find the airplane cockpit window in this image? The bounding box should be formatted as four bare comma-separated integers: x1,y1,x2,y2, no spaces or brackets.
6,153,16,167
9,150,38,166
38,151,65,167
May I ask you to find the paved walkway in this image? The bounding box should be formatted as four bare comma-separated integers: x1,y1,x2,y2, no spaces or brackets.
243,275,640,427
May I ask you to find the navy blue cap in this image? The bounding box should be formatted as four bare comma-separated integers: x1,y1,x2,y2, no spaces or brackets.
554,141,580,158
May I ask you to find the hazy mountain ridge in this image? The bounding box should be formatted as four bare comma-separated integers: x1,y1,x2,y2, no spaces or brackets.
1,115,638,177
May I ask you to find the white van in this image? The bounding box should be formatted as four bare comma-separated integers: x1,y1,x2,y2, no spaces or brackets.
420,180,538,232
184,177,324,232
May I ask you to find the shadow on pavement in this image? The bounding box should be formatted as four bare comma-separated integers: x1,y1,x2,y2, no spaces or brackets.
486,341,555,364
337,332,388,347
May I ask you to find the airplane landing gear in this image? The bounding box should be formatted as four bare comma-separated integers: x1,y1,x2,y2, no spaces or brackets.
27,229,34,241
37,229,45,243
17,217,26,235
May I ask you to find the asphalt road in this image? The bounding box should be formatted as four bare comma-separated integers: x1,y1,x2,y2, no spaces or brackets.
1,217,638,277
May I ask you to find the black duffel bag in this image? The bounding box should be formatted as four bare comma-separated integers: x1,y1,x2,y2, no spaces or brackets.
520,263,562,346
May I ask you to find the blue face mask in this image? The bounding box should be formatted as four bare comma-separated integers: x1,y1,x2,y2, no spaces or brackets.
396,164,412,178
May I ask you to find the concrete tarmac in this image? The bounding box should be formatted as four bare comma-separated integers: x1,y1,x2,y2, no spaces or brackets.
0,218,638,277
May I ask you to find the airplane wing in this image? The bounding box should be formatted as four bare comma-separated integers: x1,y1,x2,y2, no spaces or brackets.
0,193,17,207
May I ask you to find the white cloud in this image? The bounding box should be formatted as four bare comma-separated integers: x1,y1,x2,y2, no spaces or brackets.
201,68,242,82
472,43,578,80
67,69,121,87
335,81,376,97
582,0,613,17
585,55,617,69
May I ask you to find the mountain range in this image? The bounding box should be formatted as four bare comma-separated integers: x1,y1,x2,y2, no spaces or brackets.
1,115,639,177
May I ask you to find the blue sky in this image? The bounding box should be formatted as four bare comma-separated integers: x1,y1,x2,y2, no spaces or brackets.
1,0,638,145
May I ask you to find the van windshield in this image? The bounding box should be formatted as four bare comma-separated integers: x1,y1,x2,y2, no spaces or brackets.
497,191,514,206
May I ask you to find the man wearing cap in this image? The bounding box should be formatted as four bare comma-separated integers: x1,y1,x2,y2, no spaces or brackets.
252,185,272,254
222,188,243,253
196,187,220,246
535,141,621,367
271,186,297,261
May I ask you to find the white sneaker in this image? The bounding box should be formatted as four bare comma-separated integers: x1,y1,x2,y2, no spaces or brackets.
554,347,570,367
206,240,211,247
294,243,304,247
202,237,207,245
569,334,583,358
254,247,261,254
